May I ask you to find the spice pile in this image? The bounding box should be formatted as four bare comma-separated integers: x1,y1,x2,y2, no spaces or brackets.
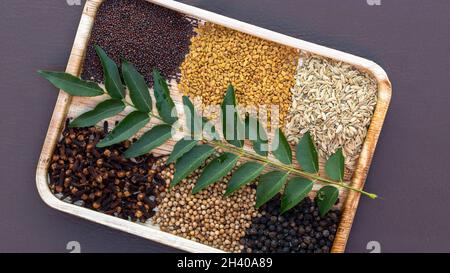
81,0,196,86
286,54,378,170
240,196,340,253
48,121,169,223
154,156,258,253
179,23,299,124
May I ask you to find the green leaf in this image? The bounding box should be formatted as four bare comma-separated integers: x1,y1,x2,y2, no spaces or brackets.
192,153,239,194
121,60,152,113
38,70,103,97
70,99,125,128
245,115,268,157
225,162,265,196
171,145,215,188
316,185,339,216
153,70,177,124
221,84,244,148
182,95,219,140
256,171,289,208
202,116,220,140
95,46,125,99
124,124,172,158
167,139,198,163
272,128,292,164
96,111,149,147
325,148,345,181
182,95,203,136
296,132,319,173
280,177,313,214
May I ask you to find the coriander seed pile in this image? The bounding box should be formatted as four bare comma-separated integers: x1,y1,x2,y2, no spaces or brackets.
179,23,299,125
154,156,258,252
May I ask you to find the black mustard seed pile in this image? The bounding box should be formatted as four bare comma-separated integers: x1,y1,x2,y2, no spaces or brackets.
81,0,196,86
240,196,340,253
48,120,168,223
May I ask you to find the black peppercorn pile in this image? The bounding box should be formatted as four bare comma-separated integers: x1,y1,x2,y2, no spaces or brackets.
48,120,169,223
81,0,196,86
240,196,341,253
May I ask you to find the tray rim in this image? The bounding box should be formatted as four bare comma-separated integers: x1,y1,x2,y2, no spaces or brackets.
35,0,392,253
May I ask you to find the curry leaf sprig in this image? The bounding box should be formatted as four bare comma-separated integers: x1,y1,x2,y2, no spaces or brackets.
38,46,377,216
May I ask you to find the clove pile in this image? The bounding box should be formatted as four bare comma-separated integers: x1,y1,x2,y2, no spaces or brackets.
48,120,169,223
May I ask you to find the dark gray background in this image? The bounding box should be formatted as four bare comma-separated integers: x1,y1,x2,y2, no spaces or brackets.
0,0,449,252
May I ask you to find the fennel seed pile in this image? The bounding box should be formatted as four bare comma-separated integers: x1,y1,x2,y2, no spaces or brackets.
286,54,378,171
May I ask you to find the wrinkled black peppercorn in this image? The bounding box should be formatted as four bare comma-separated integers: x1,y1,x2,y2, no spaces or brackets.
241,195,341,253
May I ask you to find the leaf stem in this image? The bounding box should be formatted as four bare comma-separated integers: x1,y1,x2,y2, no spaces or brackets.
211,140,377,199
97,85,164,122
121,98,164,122
102,88,376,199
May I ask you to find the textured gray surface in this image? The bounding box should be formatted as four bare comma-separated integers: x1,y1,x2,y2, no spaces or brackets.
0,0,449,252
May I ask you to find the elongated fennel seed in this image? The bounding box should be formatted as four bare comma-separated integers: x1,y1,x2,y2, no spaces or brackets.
286,54,378,171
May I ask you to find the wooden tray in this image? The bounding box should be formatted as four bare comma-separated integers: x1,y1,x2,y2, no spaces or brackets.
36,0,391,253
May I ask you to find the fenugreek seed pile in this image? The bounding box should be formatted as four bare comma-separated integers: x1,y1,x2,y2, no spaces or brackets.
286,54,378,170
179,23,299,124
154,156,258,252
